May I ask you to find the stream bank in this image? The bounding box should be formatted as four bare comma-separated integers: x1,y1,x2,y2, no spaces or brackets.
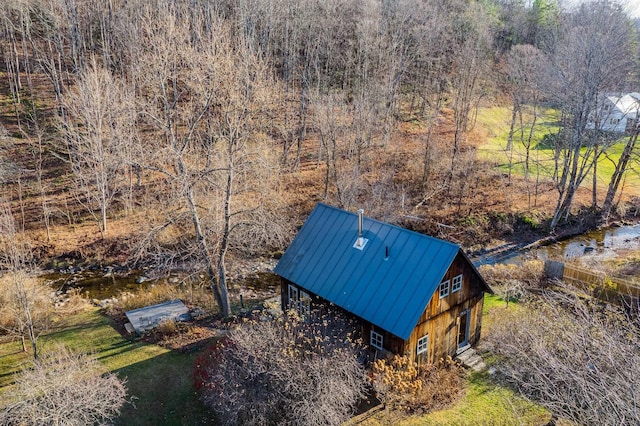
40,257,280,308
39,218,640,305
473,221,640,267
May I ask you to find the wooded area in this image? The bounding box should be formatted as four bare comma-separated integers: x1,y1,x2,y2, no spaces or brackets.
1,1,640,424
0,0,638,319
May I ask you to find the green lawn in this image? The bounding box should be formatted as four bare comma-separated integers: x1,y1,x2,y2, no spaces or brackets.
408,371,549,426
476,105,640,194
482,292,510,312
0,308,215,425
363,367,549,426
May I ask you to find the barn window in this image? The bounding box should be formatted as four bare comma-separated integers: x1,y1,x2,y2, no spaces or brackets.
288,284,312,317
288,284,299,310
370,330,383,351
451,274,463,293
417,335,428,355
299,290,311,317
439,280,450,298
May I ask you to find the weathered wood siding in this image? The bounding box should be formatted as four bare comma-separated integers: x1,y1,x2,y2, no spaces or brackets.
361,323,405,356
281,251,488,366
403,252,486,365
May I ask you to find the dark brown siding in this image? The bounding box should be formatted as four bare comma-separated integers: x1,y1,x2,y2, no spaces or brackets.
361,322,405,356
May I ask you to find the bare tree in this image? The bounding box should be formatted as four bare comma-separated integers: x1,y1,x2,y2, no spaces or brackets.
548,0,636,229
198,312,366,426
601,127,640,221
0,270,51,359
0,345,127,426
505,44,548,207
134,6,289,317
529,0,561,53
0,201,50,360
448,1,492,191
486,289,640,425
60,58,135,235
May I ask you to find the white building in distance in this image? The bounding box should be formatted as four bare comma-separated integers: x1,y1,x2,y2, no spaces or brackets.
587,92,640,133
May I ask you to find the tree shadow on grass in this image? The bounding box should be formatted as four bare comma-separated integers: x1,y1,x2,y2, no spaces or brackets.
113,350,217,426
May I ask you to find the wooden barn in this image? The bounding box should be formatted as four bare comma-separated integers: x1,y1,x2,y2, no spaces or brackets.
274,203,493,365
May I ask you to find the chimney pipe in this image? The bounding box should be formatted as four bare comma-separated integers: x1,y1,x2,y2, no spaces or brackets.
357,209,364,247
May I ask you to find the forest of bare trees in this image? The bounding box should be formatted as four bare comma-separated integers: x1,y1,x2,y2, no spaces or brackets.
1,1,640,424
0,0,638,315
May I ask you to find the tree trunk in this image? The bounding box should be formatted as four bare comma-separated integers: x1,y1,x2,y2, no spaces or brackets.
101,202,108,235
601,130,639,222
216,148,234,318
507,100,518,151
592,144,598,208
184,177,231,317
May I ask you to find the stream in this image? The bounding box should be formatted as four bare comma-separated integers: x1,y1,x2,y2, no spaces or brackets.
474,222,640,266
41,268,149,301
42,224,640,301
41,264,281,302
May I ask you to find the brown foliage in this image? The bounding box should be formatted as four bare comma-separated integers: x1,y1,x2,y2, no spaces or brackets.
105,281,217,317
198,311,366,426
486,290,640,425
0,272,52,337
369,355,464,414
479,260,545,303
479,260,544,287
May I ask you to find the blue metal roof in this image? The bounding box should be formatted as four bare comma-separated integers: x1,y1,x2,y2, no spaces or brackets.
274,203,463,340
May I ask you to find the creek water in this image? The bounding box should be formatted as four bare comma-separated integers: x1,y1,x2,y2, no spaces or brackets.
42,268,281,301
44,224,640,300
535,224,640,260
42,270,147,300
476,223,640,266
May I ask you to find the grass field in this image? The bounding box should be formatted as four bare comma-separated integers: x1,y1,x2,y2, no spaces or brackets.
476,106,640,195
408,371,549,426
0,308,215,425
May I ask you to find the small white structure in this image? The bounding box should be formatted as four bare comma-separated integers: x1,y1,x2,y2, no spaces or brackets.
125,299,191,334
587,92,640,133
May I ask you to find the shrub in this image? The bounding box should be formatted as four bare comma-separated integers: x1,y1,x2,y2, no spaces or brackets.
56,288,91,315
155,319,178,336
479,260,544,287
518,214,539,229
197,311,366,426
0,345,127,425
369,355,464,413
486,290,640,425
